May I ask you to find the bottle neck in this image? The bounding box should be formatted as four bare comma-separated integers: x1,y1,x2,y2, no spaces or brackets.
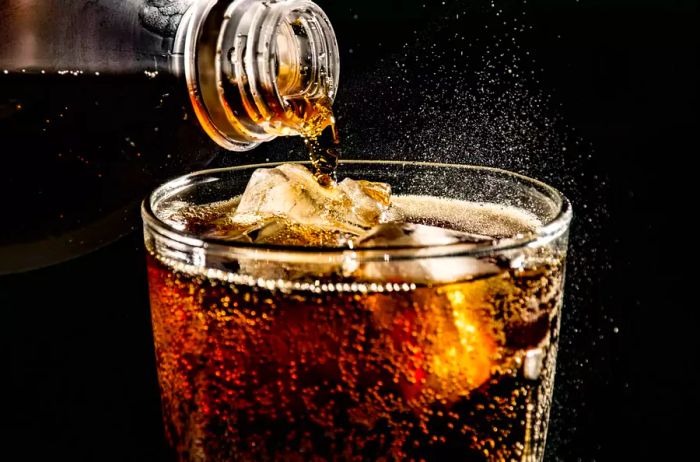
174,0,339,151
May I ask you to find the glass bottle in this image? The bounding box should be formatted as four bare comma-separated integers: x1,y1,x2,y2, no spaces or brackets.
0,0,339,149
0,0,339,273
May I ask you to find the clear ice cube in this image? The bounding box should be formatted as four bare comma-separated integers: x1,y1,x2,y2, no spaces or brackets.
229,164,392,244
348,223,500,283
352,223,493,248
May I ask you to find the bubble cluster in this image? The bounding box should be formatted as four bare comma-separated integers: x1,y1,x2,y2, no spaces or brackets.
147,249,564,460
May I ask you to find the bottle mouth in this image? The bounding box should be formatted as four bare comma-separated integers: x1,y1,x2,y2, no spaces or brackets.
174,0,339,151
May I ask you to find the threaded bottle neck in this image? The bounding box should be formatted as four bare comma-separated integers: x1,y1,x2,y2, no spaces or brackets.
176,0,339,151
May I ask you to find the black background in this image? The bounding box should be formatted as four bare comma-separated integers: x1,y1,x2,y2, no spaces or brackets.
1,0,696,460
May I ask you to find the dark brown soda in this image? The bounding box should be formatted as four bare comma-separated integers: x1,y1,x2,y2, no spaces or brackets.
146,247,564,461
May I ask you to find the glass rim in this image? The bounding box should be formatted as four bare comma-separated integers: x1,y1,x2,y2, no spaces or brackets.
142,160,572,260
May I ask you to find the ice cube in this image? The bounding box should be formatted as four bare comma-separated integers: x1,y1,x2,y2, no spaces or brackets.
157,198,240,234
229,223,349,280
352,223,493,248
223,218,351,247
337,178,392,227
230,164,392,243
349,223,501,283
362,282,499,406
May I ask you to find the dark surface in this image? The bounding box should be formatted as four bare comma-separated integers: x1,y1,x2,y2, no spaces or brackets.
1,0,696,460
